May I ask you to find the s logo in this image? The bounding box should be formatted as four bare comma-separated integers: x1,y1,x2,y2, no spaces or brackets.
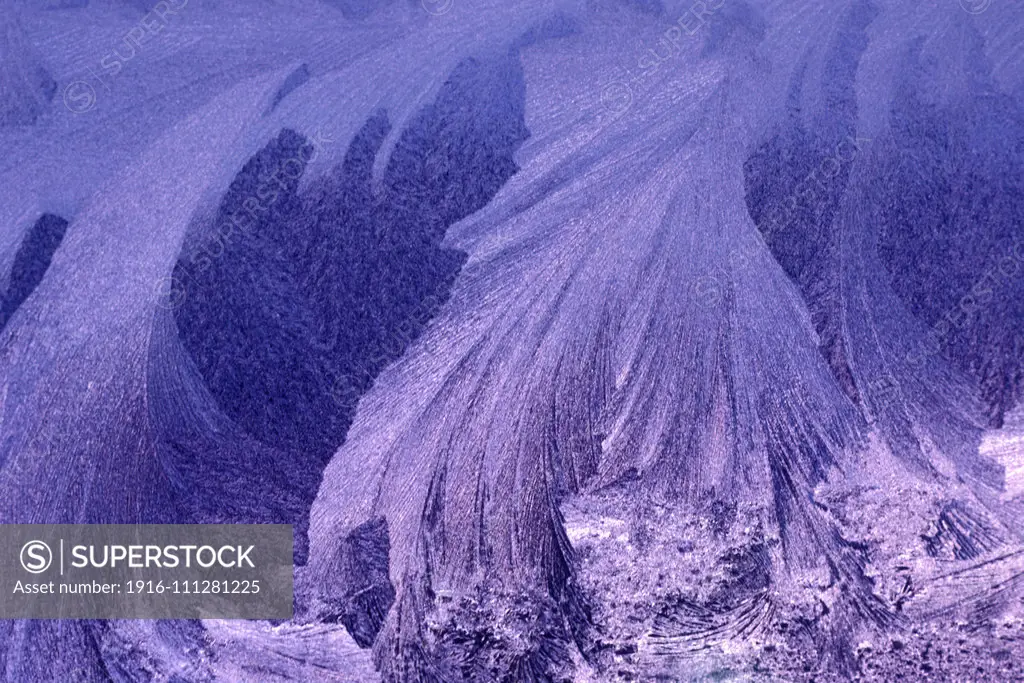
63,81,97,114
20,540,52,574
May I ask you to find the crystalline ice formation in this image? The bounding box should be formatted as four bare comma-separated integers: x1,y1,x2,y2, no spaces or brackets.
0,0,1022,680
